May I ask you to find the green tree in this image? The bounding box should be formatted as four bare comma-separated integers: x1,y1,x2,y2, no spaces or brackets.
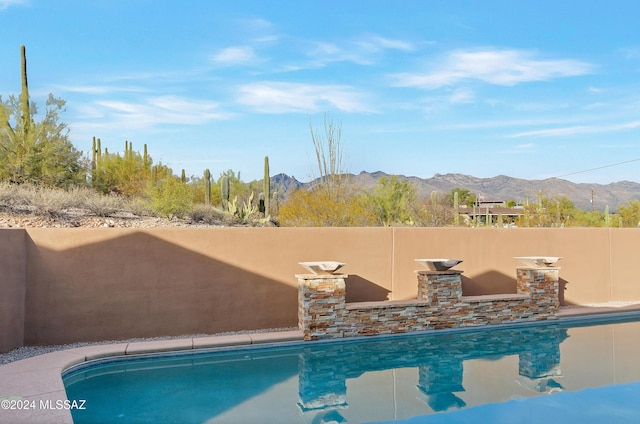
516,195,576,227
618,200,640,227
0,46,82,187
420,190,453,226
367,176,417,226
445,188,477,207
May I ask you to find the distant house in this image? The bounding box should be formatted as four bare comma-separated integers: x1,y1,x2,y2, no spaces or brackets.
459,200,524,226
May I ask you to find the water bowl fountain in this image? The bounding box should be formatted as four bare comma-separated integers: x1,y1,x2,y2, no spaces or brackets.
415,259,463,271
298,261,346,275
513,257,562,268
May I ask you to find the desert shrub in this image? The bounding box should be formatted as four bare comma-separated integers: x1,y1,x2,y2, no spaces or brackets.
82,192,124,217
279,186,375,226
187,204,225,224
145,176,193,219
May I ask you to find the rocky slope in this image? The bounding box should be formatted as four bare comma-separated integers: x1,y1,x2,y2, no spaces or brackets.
274,171,640,211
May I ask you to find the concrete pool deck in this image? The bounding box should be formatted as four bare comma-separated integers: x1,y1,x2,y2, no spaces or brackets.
3,305,640,424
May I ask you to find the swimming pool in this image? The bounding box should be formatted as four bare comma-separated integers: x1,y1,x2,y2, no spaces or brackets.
64,315,640,423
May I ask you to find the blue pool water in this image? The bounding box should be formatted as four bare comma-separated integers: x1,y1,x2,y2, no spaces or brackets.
64,314,640,423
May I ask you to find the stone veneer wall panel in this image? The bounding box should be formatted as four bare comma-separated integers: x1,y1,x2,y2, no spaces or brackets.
299,268,561,339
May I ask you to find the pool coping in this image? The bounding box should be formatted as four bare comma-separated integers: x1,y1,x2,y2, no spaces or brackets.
3,305,640,424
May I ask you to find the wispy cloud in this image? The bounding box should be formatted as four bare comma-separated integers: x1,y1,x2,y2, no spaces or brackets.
88,96,231,129
237,81,372,113
211,46,258,66
391,49,592,89
508,120,640,138
52,84,148,95
355,35,415,53
297,34,415,69
449,88,475,104
515,143,536,150
0,0,27,11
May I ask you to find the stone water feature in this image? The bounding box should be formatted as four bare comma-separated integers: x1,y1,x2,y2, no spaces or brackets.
297,258,561,340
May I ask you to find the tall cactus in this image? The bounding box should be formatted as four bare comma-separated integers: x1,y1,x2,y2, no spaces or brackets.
143,144,150,169
453,191,460,226
91,137,97,171
221,175,230,210
181,169,186,184
272,189,279,216
263,156,270,215
19,45,31,134
604,205,611,227
203,169,211,205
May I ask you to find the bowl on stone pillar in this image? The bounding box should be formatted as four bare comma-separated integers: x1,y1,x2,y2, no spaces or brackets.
298,261,346,275
415,259,463,271
513,257,562,268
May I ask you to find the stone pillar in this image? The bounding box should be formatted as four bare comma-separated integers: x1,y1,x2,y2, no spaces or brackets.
417,270,463,306
297,274,347,341
516,267,560,315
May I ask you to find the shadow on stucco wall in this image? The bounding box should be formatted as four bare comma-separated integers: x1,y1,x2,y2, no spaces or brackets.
23,231,299,346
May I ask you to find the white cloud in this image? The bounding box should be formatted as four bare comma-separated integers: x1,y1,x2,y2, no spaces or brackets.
211,46,257,65
509,126,590,138
92,96,231,128
449,88,474,104
355,35,415,53
237,81,372,113
307,41,372,66
301,34,415,69
52,84,147,95
508,120,640,138
391,49,592,89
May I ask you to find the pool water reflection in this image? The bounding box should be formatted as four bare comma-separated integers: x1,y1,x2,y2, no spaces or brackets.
64,315,640,423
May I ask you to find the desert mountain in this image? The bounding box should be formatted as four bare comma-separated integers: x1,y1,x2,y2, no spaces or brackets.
271,172,640,212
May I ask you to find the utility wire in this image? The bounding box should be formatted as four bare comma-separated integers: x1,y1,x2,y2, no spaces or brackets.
554,158,640,179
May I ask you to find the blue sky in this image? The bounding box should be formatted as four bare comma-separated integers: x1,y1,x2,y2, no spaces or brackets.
1,0,639,184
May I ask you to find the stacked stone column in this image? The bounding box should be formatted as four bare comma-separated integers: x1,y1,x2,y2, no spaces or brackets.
417,270,463,306
297,274,347,341
516,267,560,315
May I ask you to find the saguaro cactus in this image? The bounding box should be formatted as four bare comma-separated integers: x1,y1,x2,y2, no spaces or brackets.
143,144,150,169
263,156,270,215
204,169,211,205
453,191,460,226
91,137,97,171
19,45,31,133
221,175,230,210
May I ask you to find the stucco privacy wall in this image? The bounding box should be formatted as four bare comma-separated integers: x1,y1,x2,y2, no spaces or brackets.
0,230,26,352
21,228,393,346
0,227,638,350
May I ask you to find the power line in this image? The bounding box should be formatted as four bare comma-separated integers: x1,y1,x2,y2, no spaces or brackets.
554,158,640,179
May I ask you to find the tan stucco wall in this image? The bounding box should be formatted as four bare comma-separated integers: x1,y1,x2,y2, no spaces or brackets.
0,227,639,350
0,229,26,353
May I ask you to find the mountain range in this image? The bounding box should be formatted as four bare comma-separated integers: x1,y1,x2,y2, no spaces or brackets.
272,171,640,212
